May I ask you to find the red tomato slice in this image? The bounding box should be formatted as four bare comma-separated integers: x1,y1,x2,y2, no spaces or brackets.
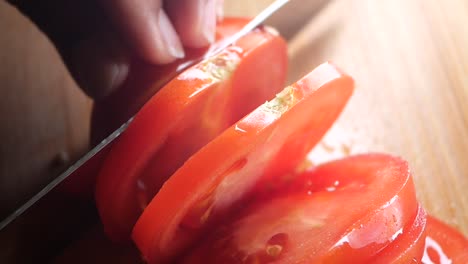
95,20,288,241
91,17,257,144
422,215,468,264
180,154,418,263
62,18,265,197
371,205,427,263
132,63,354,263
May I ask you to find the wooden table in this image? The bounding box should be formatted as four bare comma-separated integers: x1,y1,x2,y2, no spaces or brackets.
226,0,468,236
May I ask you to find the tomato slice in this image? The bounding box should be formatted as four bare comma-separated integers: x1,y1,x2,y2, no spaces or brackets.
422,215,468,263
179,154,418,263
91,17,258,144
95,19,287,241
61,18,258,197
132,63,354,263
371,205,427,263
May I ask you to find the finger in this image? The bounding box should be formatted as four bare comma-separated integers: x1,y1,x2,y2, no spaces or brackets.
9,0,131,98
71,33,130,99
216,0,224,21
100,0,184,64
165,0,219,48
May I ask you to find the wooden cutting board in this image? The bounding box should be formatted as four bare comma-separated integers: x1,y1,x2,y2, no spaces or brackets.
227,0,468,236
1,0,465,239
0,0,466,262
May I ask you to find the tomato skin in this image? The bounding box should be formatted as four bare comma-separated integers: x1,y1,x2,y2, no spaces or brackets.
371,205,427,264
180,154,418,264
303,156,419,263
95,19,288,242
60,18,264,198
131,63,354,264
422,216,468,264
90,17,255,145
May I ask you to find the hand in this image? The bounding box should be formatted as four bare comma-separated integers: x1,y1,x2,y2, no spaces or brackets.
10,0,222,99
0,0,222,218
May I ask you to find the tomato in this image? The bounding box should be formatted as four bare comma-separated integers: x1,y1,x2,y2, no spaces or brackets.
422,215,468,263
132,63,354,263
371,205,427,263
61,18,265,197
91,17,257,144
179,154,418,263
95,18,288,241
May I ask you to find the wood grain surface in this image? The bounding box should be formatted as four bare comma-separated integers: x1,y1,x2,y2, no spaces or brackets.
226,0,468,236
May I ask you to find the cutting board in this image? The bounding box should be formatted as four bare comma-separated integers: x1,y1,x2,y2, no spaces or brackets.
227,0,468,236
0,0,466,262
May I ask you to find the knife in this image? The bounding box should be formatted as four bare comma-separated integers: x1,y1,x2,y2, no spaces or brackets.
0,0,289,231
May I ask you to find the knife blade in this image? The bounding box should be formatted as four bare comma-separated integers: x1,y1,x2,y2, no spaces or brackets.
0,0,289,231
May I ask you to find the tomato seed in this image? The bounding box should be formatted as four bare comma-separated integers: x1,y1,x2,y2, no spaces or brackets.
265,244,282,258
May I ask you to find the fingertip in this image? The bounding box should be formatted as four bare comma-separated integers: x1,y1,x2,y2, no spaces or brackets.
100,0,184,65
166,0,218,48
155,9,185,63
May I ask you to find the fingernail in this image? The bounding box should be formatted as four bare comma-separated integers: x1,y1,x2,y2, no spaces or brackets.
158,10,185,59
108,61,129,95
199,0,216,44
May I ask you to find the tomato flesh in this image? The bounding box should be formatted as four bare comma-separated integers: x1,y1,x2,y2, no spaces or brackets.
90,17,258,144
95,19,288,242
371,205,427,263
422,215,468,264
180,154,418,263
63,18,264,197
132,63,354,263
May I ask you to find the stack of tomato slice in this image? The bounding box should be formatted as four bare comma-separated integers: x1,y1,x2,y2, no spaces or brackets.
86,18,468,263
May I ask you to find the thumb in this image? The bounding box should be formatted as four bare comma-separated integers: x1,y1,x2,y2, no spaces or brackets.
71,33,130,99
